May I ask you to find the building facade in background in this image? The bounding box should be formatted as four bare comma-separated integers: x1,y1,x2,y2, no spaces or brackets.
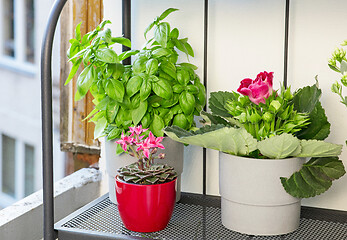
0,0,65,208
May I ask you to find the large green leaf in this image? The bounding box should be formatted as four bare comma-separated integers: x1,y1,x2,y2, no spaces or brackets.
258,134,301,159
111,37,131,48
281,157,346,198
293,83,330,140
298,140,342,158
164,125,257,156
132,101,148,125
133,57,147,74
296,102,330,140
209,91,237,117
200,111,234,126
293,83,321,113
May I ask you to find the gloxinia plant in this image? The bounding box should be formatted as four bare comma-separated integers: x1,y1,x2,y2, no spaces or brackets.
164,71,346,198
116,125,177,184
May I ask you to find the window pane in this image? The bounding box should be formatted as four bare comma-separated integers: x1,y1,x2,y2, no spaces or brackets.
24,144,35,196
2,135,16,197
3,0,15,57
25,0,35,63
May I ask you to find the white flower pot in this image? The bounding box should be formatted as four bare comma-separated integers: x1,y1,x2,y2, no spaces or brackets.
219,152,306,236
105,137,184,204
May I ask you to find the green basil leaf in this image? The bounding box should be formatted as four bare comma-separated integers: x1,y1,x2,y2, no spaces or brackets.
172,113,189,129
152,77,173,100
111,37,131,48
99,28,112,44
65,58,82,85
95,96,110,110
75,65,96,101
132,100,148,125
154,22,170,48
131,93,141,109
140,77,152,101
82,49,92,65
75,22,82,41
105,78,125,102
96,20,111,31
183,41,194,57
133,57,148,74
158,8,179,21
107,127,122,140
119,50,139,61
141,112,152,128
179,91,195,115
126,75,143,97
95,48,118,63
94,117,107,139
177,69,190,85
106,99,120,123
170,28,179,39
144,21,156,39
186,85,199,94
150,114,165,137
152,48,171,58
108,63,125,80
160,61,176,79
146,59,159,75
179,62,198,70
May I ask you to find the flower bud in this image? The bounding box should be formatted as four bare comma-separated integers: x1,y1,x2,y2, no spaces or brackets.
262,112,274,122
283,87,293,100
341,73,347,87
158,153,166,159
333,47,346,62
331,81,342,94
151,148,158,154
269,100,281,112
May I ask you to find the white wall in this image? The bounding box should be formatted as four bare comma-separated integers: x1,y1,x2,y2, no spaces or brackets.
104,0,347,211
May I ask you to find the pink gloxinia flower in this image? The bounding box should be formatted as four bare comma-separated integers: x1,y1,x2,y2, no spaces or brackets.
237,71,274,105
115,132,134,152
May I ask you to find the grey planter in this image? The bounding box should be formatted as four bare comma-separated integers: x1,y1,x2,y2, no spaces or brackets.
105,137,184,204
219,152,306,236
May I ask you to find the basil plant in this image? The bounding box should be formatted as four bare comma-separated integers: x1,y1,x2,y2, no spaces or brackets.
66,8,206,154
164,73,346,199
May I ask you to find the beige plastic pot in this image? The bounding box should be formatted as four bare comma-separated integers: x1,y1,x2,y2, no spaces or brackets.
105,137,184,204
219,152,306,236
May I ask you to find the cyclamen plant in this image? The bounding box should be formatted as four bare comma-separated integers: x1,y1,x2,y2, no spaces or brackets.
116,126,177,185
164,71,346,198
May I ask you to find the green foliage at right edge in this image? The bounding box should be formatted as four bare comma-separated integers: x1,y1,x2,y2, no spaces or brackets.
281,157,345,198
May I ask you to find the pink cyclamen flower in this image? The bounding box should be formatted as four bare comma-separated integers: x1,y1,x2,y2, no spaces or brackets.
147,132,165,149
237,71,274,105
129,125,148,136
115,132,134,152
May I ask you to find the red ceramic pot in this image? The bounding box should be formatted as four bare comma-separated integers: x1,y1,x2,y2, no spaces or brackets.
115,177,177,232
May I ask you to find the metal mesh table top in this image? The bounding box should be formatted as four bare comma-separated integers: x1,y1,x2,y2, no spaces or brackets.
55,193,347,240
